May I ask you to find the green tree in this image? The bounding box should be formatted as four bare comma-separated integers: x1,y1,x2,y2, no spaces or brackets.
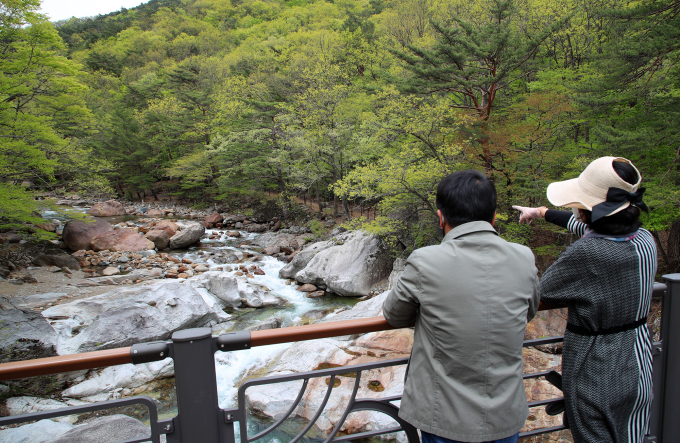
391,0,568,171
0,0,95,233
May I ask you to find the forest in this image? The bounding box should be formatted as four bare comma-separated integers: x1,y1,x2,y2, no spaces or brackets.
1,0,679,268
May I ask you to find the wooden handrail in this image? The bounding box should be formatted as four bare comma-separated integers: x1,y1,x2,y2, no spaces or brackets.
0,347,132,381
251,316,404,347
0,304,562,382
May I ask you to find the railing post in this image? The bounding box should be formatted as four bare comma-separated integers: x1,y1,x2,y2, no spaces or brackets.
660,274,680,443
171,328,221,443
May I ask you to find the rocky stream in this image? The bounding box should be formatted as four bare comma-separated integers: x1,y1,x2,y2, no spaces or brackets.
0,198,571,443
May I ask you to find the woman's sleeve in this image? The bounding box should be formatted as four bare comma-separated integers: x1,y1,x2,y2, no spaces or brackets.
540,243,588,306
545,209,587,237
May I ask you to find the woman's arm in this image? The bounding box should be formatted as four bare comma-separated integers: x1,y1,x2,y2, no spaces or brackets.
543,209,587,237
540,242,590,307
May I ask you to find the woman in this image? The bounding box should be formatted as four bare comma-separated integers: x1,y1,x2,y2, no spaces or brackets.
514,157,656,443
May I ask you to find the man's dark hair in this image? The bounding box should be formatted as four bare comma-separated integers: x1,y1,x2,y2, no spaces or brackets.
581,161,643,235
436,170,496,227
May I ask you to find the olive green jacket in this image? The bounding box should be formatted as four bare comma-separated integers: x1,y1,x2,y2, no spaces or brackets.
383,221,539,442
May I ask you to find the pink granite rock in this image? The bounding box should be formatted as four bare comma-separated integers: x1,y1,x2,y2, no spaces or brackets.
91,229,155,252
86,200,127,217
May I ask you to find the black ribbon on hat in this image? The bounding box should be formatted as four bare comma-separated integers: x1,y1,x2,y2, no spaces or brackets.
591,187,649,222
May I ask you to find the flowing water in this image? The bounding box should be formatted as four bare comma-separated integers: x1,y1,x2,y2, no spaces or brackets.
41,206,363,440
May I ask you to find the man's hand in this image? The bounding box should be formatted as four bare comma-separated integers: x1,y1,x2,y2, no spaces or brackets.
512,205,548,224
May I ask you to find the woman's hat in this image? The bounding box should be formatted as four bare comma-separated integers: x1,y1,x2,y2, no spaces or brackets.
547,157,647,221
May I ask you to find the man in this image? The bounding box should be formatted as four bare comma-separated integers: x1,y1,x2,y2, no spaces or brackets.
383,170,539,443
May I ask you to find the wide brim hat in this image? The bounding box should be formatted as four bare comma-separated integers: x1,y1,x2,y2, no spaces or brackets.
547,157,642,217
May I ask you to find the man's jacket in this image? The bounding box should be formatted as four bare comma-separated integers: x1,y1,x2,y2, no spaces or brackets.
383,221,539,442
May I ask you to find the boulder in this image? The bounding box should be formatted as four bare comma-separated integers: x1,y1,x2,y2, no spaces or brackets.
35,222,57,232
301,309,332,322
205,213,224,225
237,280,286,308
61,359,174,401
52,415,150,443
525,308,568,353
278,240,335,279
250,232,299,249
90,229,155,252
245,223,267,233
31,253,81,271
295,232,393,296
298,284,317,292
263,246,280,255
168,224,205,249
388,257,407,290
102,266,120,276
41,281,228,354
0,419,73,443
245,317,283,331
0,232,21,243
147,209,164,217
188,271,241,309
86,200,127,217
145,229,170,250
153,221,179,236
212,250,242,264
0,308,57,362
62,219,112,251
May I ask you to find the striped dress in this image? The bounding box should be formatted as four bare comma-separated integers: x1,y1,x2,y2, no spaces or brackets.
540,211,656,443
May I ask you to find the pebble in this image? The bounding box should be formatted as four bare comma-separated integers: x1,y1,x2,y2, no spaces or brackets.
102,267,120,276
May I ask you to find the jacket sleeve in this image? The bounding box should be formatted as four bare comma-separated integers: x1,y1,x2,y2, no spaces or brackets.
545,209,587,237
527,268,540,323
383,250,421,327
540,243,586,307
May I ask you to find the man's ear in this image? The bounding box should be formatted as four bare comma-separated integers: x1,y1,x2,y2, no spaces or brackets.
491,212,497,227
437,209,444,229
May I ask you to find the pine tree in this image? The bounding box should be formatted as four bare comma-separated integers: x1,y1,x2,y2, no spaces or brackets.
390,0,569,171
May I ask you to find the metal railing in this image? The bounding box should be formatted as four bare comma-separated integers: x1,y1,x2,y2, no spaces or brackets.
1,274,679,443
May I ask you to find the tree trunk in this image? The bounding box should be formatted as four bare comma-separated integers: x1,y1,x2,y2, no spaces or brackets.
316,182,323,214
342,195,351,220
277,166,288,218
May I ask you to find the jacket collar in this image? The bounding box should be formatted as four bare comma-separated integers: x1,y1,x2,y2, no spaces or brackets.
442,221,498,242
